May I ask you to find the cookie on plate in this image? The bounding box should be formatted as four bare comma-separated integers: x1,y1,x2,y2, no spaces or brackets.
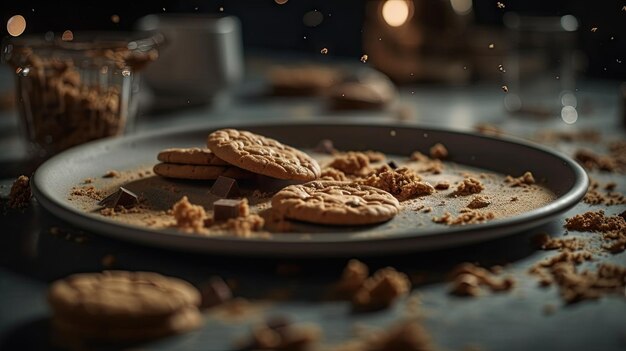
157,147,230,166
271,180,401,225
207,129,321,181
48,271,202,343
153,163,254,180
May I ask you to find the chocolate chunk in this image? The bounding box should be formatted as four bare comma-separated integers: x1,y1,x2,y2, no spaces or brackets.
98,187,138,208
200,276,232,308
313,139,336,154
213,198,244,221
387,160,398,169
210,176,240,198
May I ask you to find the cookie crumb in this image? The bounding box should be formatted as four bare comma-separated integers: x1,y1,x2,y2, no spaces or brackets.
429,143,448,159
466,195,490,209
533,233,585,251
357,167,434,201
434,181,450,190
328,152,370,175
8,175,31,209
334,259,369,298
171,196,207,233
352,267,411,311
449,262,515,296
103,170,120,178
320,168,347,181
453,177,484,196
433,210,495,226
504,171,535,187
245,319,321,351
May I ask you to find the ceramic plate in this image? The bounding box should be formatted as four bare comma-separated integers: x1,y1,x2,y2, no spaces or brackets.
32,121,588,256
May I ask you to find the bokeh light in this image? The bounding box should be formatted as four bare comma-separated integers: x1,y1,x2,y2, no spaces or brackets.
7,15,26,37
382,0,410,27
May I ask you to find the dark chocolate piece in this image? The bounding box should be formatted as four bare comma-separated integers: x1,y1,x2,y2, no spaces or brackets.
387,160,398,169
213,198,244,221
210,176,240,198
313,139,336,154
98,187,138,208
200,276,232,308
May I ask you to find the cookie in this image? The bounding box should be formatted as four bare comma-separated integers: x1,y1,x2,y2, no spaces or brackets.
269,66,340,96
271,181,401,225
157,147,229,166
153,163,254,180
48,271,201,325
52,306,202,343
328,71,395,111
207,129,321,181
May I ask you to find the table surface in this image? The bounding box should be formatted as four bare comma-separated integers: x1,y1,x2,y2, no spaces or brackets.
0,65,625,351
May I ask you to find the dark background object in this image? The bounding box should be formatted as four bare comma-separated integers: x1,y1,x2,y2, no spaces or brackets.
0,0,624,78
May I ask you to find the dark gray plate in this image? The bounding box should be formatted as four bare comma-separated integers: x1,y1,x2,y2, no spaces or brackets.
32,121,587,257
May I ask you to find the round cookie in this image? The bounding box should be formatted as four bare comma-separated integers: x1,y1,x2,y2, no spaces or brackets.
153,163,254,180
157,147,229,166
271,181,401,225
51,306,202,343
48,271,201,325
207,129,321,181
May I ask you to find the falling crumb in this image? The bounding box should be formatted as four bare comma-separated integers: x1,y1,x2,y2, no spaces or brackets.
591,27,598,32
8,175,31,209
488,43,495,49
360,54,368,63
496,2,505,9
320,47,329,55
501,85,509,93
498,64,506,73
111,14,120,23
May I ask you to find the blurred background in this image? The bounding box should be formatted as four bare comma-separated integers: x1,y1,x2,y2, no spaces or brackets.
1,0,624,79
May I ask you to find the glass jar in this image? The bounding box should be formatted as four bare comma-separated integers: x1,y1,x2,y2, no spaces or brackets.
2,32,160,156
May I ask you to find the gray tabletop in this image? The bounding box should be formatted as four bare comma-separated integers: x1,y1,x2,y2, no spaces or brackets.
0,65,625,350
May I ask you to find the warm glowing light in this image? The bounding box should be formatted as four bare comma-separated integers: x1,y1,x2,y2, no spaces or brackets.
450,0,472,15
382,0,410,27
7,15,26,37
320,48,328,55
111,14,120,23
360,54,369,63
62,30,74,41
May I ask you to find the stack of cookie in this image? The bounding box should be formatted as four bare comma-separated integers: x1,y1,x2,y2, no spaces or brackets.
48,271,202,345
154,147,254,180
154,129,322,182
